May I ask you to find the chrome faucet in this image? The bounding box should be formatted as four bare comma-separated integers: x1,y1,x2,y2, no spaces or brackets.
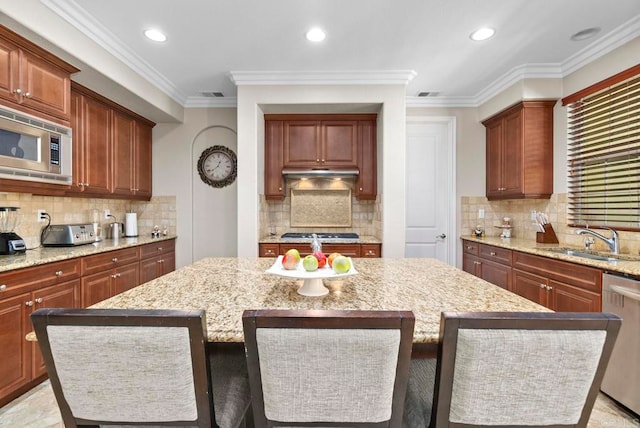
575,227,619,254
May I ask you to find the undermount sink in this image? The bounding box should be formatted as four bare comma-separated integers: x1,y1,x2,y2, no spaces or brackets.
542,248,640,262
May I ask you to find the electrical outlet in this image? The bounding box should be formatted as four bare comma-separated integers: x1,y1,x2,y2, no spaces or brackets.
104,209,111,219
478,209,485,219
531,210,537,220
37,209,47,222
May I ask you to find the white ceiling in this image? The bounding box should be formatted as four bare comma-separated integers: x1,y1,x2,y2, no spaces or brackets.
37,0,640,107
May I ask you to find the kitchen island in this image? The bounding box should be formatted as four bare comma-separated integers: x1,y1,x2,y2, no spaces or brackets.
92,257,550,348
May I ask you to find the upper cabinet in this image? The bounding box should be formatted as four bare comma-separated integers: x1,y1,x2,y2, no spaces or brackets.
482,100,556,200
0,26,78,124
265,114,377,201
70,83,155,200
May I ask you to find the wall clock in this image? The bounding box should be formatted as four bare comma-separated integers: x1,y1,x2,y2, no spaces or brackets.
197,145,237,188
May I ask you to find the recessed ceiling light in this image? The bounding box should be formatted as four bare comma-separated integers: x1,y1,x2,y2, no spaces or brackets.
305,27,326,42
470,27,495,41
570,27,601,41
144,28,167,42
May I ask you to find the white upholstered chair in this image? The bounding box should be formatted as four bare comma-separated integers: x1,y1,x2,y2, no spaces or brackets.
242,309,415,428
30,308,251,428
405,311,621,428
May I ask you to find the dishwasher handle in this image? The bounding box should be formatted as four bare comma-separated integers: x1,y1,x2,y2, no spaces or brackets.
610,284,640,303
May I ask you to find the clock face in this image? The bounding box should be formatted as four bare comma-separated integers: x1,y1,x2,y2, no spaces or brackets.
197,145,237,188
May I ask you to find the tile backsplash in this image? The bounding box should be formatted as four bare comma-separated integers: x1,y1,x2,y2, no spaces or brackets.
0,193,176,249
461,193,640,255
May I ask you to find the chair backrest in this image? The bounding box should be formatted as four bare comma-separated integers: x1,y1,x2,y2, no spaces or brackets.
431,311,622,428
242,309,415,428
30,308,215,428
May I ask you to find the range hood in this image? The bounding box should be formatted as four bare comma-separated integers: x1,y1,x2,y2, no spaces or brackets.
282,167,359,178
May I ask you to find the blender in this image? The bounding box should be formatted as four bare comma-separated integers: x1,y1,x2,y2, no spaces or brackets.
0,207,26,254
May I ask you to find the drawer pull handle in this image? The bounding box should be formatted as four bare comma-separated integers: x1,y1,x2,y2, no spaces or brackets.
55,270,63,277
35,298,43,304
158,247,163,251
466,246,473,250
490,252,496,256
25,300,33,307
0,284,6,292
112,257,118,263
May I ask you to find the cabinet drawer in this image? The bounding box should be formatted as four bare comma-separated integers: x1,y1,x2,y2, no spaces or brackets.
82,247,140,276
479,244,511,265
139,240,175,259
259,244,279,258
513,251,601,293
322,244,361,258
361,244,381,258
462,240,479,256
0,259,81,298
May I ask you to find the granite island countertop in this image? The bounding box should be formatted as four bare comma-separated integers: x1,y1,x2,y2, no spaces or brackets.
461,235,640,277
92,257,550,344
0,235,177,273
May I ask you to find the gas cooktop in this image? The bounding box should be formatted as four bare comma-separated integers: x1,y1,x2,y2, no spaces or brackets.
280,232,359,241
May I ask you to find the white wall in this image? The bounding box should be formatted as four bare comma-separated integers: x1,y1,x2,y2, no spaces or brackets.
153,108,237,268
236,84,407,257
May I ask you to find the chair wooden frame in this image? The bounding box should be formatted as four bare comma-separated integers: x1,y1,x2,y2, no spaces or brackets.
430,311,622,428
242,309,415,428
30,308,216,428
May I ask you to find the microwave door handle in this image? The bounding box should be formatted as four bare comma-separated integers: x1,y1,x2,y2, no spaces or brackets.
609,285,640,303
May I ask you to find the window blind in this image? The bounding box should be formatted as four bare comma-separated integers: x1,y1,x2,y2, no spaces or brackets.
566,72,640,230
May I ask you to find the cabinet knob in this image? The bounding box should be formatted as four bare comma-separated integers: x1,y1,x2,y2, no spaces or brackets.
25,300,34,307
490,251,496,256
55,270,63,277
112,257,118,263
0,284,6,292
474,261,481,265
278,187,282,191
367,250,375,255
539,283,546,288
24,92,31,98
158,247,163,251
546,285,553,291
316,159,320,162
359,187,363,191
14,88,22,95
466,246,472,250
35,297,43,304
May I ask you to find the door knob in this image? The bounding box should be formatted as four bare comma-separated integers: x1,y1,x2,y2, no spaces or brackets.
437,233,446,239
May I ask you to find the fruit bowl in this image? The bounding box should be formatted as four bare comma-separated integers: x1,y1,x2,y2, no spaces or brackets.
265,255,358,296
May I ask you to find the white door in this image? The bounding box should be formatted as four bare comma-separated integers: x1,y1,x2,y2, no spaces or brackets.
405,117,455,264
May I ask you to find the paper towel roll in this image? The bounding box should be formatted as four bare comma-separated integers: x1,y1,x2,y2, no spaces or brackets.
125,212,138,237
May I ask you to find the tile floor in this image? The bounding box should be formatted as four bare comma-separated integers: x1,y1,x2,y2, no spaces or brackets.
0,380,639,427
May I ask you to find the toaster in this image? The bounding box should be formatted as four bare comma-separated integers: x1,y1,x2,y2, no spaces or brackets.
41,223,97,247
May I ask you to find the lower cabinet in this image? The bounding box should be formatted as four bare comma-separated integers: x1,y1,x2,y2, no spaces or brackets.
259,243,381,258
139,240,176,284
81,262,139,307
462,240,512,290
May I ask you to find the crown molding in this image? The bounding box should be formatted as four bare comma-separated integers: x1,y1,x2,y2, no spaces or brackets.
184,97,239,108
228,70,417,86
405,96,477,108
41,0,187,104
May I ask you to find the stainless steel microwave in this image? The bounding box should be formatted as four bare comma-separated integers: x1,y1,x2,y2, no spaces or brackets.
0,105,72,184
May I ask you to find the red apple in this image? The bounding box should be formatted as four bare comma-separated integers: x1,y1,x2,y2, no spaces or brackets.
313,251,327,268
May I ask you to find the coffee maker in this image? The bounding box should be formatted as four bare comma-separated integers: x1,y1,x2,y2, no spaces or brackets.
0,207,26,255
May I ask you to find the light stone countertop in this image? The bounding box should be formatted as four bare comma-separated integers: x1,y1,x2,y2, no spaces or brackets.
0,235,177,273
461,236,640,277
92,257,550,344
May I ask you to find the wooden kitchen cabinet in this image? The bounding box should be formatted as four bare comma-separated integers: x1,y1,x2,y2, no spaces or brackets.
361,244,381,258
0,259,81,406
139,240,176,284
264,120,285,200
0,25,78,124
259,243,279,257
482,100,556,200
283,119,358,169
81,247,140,307
512,251,601,311
70,82,155,200
461,240,512,290
259,243,381,258
356,120,377,200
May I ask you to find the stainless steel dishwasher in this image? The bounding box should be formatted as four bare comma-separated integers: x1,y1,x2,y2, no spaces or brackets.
601,272,640,416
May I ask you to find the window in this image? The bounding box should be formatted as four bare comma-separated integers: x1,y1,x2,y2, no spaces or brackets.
563,65,640,230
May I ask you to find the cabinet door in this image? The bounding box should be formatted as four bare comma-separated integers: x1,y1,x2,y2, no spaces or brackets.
321,121,358,167
81,271,112,307
111,110,135,196
462,254,480,276
551,280,601,312
284,121,320,167
265,120,285,199
321,244,360,257
501,108,523,196
112,263,139,296
356,120,377,200
70,90,85,193
31,280,80,378
0,36,19,105
160,251,175,276
21,50,71,120
512,269,547,307
480,260,511,290
82,96,111,194
485,119,503,196
0,293,31,400
140,256,161,284
134,121,153,198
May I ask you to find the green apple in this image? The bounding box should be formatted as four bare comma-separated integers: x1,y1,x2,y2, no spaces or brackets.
282,248,301,270
285,248,300,261
302,254,319,272
332,256,351,274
